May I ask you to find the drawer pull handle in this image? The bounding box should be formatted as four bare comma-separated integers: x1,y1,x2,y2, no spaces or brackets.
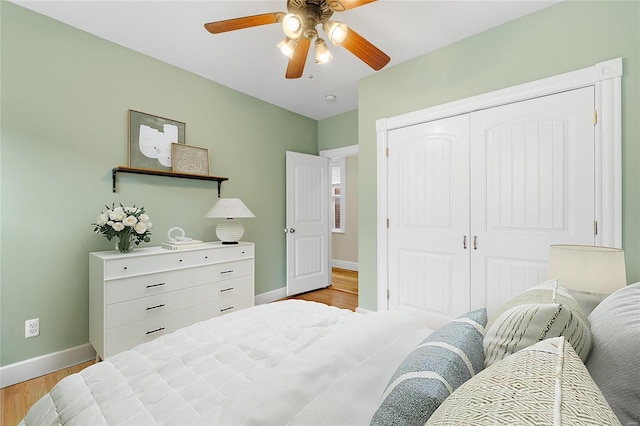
146,327,165,335
220,306,234,312
220,287,234,293
146,282,166,289
220,270,234,275
146,304,165,311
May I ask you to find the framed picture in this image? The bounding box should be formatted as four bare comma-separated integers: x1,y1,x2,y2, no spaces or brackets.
128,109,186,171
171,143,210,176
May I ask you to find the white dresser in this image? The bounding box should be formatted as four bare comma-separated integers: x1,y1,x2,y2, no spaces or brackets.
89,241,254,359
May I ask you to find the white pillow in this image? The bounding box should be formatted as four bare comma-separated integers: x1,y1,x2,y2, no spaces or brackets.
586,282,640,424
483,280,592,367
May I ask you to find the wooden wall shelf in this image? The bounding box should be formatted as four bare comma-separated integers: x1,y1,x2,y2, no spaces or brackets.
112,167,228,197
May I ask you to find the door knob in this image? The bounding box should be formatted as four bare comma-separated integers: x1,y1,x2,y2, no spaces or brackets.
284,228,296,233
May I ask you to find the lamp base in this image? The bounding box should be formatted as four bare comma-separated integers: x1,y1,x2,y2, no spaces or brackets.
215,219,244,244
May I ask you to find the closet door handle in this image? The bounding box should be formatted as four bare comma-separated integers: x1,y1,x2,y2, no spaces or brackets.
473,236,478,250
463,235,467,250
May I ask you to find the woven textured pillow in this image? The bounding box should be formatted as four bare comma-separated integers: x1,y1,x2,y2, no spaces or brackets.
427,337,621,425
586,282,640,424
370,308,487,426
483,280,592,367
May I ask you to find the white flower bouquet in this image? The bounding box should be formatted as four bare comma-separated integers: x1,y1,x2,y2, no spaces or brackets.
93,204,153,252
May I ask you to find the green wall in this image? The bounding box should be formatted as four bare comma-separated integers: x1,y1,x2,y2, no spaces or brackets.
318,109,358,151
0,2,317,366
357,0,640,309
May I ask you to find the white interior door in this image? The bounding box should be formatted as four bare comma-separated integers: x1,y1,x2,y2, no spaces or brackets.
387,115,471,316
286,151,330,296
470,87,596,313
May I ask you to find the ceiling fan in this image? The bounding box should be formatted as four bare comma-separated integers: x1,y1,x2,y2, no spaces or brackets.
204,0,390,79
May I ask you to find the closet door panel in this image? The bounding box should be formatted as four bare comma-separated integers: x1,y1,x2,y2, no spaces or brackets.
470,87,595,313
387,114,470,316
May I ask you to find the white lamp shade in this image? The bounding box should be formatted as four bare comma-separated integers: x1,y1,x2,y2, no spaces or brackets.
205,198,255,219
548,245,627,294
205,198,254,244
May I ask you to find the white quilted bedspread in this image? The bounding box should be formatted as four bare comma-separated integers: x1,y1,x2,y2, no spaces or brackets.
21,300,433,425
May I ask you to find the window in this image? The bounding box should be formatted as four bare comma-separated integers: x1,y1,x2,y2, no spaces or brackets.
331,158,345,233
320,144,358,234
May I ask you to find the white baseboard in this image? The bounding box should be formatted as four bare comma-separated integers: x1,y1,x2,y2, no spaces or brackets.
356,307,373,314
0,343,96,388
332,260,358,271
254,287,287,305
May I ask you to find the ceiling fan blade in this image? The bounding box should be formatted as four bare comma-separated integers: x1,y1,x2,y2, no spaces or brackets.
341,27,390,71
204,12,284,34
285,38,311,79
328,0,377,12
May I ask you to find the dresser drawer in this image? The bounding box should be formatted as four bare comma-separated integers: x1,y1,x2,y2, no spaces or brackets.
194,244,254,265
106,269,193,305
105,252,194,279
193,289,254,322
106,307,193,357
193,259,253,286
193,275,253,304
106,288,193,329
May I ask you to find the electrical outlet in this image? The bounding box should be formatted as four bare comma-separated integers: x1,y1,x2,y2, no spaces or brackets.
25,318,40,338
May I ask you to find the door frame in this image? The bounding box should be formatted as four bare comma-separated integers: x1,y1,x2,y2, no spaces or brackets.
320,144,359,270
376,57,623,311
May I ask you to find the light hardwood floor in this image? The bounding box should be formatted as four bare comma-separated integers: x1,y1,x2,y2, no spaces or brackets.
1,268,358,425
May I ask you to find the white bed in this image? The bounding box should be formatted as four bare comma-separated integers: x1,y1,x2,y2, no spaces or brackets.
20,282,640,425
20,300,437,425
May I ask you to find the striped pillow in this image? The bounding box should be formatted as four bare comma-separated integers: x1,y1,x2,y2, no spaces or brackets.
427,337,621,425
370,309,487,426
483,280,592,367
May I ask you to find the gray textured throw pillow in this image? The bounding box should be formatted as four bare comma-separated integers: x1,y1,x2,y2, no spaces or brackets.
370,308,487,426
586,282,640,425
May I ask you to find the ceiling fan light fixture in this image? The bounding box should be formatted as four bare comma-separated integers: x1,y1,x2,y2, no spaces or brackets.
323,20,348,46
282,13,303,39
314,38,333,64
277,37,298,59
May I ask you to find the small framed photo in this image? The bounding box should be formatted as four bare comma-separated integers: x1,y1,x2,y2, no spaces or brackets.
128,110,186,171
171,144,210,176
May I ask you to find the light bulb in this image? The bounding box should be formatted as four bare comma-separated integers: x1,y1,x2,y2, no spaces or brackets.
277,38,298,59
323,20,348,46
282,13,303,39
314,38,333,64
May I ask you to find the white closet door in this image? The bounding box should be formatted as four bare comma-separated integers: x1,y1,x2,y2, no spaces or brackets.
387,115,470,316
470,87,595,313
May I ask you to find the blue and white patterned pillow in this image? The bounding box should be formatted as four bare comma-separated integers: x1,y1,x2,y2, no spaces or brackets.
370,308,487,426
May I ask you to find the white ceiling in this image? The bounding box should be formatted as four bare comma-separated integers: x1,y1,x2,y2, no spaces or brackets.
11,0,559,120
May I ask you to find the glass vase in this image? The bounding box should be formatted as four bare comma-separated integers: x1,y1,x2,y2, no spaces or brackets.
115,233,133,253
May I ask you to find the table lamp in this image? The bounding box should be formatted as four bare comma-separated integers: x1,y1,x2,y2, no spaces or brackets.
205,198,255,244
548,244,627,294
